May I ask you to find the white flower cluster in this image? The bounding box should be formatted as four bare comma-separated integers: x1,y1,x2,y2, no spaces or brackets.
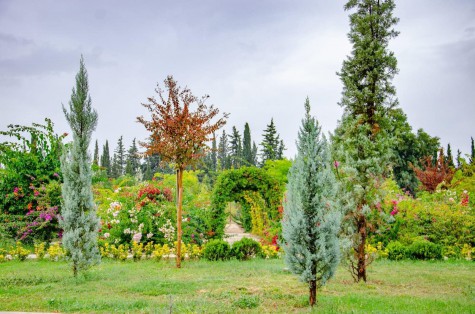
159,219,175,242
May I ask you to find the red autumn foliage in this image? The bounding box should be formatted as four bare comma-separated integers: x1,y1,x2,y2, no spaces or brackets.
412,149,454,193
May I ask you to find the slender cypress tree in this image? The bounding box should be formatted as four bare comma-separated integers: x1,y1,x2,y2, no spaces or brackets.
100,140,111,176
211,134,217,171
125,138,140,176
282,98,341,307
446,144,454,167
251,142,258,166
229,126,242,169
114,136,125,176
60,56,100,277
471,137,475,165
93,140,99,165
218,130,230,170
333,0,399,282
243,122,253,165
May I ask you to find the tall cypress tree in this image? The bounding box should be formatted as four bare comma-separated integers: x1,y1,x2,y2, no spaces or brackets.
446,144,454,167
243,122,253,166
100,140,111,176
229,126,242,169
456,149,462,169
471,137,475,165
251,142,258,166
218,130,230,170
114,136,125,176
282,98,341,306
125,138,140,176
211,134,217,171
333,0,399,282
93,139,99,165
60,56,100,277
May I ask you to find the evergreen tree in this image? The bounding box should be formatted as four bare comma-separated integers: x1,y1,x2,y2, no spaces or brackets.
114,136,125,176
471,137,475,164
243,122,253,166
125,138,140,176
277,139,286,159
282,98,341,307
229,126,242,168
251,142,258,166
60,56,100,277
93,139,99,165
111,153,119,178
218,130,230,170
456,149,462,169
100,140,111,176
446,144,454,167
260,118,281,165
211,134,217,171
333,0,399,282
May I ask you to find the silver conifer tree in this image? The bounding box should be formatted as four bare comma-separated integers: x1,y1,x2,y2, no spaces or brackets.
282,98,341,307
60,56,100,277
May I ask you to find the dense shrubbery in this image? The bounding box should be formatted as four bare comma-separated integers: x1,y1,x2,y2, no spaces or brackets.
231,238,262,260
203,239,231,261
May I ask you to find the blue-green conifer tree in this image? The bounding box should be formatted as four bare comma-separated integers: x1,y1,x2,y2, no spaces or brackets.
60,56,101,277
282,98,341,307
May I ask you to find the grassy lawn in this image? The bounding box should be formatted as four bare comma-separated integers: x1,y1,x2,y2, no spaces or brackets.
0,258,474,313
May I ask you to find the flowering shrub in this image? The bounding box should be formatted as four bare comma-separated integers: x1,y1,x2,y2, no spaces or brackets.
47,242,65,261
34,242,46,259
260,245,279,259
9,241,30,261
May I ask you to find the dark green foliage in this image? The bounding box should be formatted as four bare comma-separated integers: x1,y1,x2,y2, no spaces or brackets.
100,140,111,176
218,130,230,170
386,241,407,260
93,140,99,165
211,135,217,171
407,240,442,260
471,137,474,164
203,239,231,261
446,144,454,167
260,118,284,165
112,136,125,178
242,123,254,166
233,295,260,309
0,118,65,216
229,126,243,169
125,138,140,177
211,167,284,236
231,237,262,260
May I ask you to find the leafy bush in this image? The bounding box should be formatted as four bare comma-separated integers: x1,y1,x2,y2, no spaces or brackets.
233,295,260,309
386,241,407,260
407,240,442,260
231,237,262,260
203,239,231,261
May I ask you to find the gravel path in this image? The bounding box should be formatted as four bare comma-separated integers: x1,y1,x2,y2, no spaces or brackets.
223,219,260,244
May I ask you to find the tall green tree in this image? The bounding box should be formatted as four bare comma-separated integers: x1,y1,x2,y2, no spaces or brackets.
471,137,474,164
211,134,218,171
446,143,454,167
100,140,111,176
93,140,99,165
260,118,282,165
218,130,230,170
114,136,125,176
333,0,399,282
125,138,140,176
282,98,341,307
229,126,243,168
60,56,100,277
242,122,254,166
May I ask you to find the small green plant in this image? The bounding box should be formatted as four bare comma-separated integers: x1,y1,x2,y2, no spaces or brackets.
386,241,407,260
131,241,144,261
110,244,129,261
231,238,262,260
233,295,260,309
408,240,442,260
203,239,231,261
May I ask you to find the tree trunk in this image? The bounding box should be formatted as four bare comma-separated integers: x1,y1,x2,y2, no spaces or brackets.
357,214,367,282
176,167,183,268
309,280,317,307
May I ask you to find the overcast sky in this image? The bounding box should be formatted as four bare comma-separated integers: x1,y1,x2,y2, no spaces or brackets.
1,0,474,159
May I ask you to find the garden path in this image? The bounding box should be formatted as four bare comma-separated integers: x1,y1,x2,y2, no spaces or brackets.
223,219,260,244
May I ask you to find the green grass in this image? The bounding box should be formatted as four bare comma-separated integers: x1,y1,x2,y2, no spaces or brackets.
0,258,474,313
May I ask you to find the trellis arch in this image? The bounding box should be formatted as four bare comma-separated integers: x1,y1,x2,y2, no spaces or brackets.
210,167,284,238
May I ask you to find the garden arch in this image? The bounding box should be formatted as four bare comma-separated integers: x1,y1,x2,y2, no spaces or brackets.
210,167,283,238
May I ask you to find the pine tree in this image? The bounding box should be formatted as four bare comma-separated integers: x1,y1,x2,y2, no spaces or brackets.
446,144,454,167
111,153,119,178
125,138,140,176
282,98,341,307
114,136,125,176
100,140,111,176
277,139,286,159
243,122,253,166
229,126,242,168
333,0,399,282
251,142,258,166
456,149,462,169
60,56,100,277
211,134,217,171
260,118,281,165
93,140,99,165
218,130,230,170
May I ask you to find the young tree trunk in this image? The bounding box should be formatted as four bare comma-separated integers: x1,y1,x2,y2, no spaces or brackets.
309,280,317,306
176,167,183,268
357,213,367,282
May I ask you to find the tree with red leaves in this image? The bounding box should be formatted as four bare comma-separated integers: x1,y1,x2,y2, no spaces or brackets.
137,76,228,268
413,148,454,193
